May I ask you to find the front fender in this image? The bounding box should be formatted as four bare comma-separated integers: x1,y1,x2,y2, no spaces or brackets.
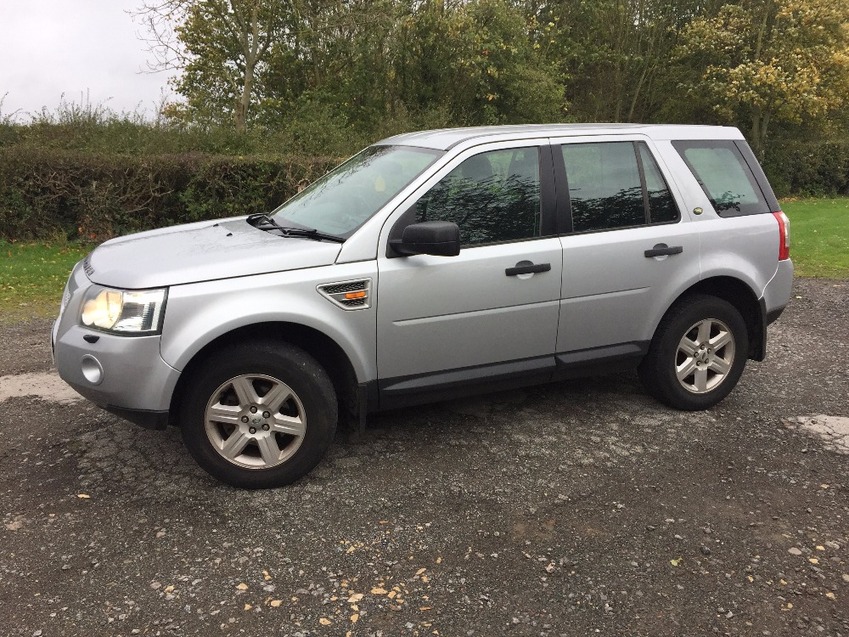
159,263,378,384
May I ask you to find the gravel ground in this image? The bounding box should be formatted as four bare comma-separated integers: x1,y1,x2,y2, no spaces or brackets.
1,278,847,637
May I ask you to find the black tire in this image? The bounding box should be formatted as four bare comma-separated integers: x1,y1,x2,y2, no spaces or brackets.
639,294,748,411
180,341,337,488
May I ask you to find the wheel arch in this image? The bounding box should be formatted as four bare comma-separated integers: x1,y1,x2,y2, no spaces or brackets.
168,322,359,427
663,276,765,361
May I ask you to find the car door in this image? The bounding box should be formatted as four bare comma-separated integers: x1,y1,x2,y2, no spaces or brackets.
375,141,563,407
552,137,701,363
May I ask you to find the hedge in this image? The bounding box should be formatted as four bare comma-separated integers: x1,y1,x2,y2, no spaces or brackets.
761,139,849,198
3,139,848,243
0,148,339,242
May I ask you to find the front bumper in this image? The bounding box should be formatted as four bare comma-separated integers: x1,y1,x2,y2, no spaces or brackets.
53,322,180,419
52,262,180,428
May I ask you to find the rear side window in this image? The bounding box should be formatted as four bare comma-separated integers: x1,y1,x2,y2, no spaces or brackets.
560,141,679,233
673,140,768,217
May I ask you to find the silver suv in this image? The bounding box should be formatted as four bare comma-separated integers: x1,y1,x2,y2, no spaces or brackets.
53,125,793,488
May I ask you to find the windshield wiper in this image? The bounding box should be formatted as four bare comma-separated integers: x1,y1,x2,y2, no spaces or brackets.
246,213,345,243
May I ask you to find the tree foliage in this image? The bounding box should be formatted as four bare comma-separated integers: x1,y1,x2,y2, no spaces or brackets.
675,0,849,155
131,0,849,157
136,0,291,132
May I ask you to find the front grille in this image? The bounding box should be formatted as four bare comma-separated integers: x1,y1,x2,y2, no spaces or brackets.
83,254,95,277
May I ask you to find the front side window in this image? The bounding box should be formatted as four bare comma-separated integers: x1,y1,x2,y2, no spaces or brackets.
414,147,541,246
274,145,442,237
672,140,766,216
561,141,679,233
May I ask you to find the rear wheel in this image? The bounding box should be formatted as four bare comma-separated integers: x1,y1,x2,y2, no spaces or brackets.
180,341,337,488
639,295,748,410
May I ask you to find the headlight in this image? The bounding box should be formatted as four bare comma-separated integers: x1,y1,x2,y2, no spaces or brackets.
81,286,167,335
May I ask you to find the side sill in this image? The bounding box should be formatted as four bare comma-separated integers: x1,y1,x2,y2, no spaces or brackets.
377,356,555,411
373,342,650,413
554,341,648,379
104,405,170,430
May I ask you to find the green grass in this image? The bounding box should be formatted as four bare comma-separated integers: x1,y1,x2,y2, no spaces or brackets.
1,241,90,321
781,197,849,278
0,197,846,320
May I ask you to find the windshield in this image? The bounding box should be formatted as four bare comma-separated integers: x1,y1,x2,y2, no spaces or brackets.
272,145,443,237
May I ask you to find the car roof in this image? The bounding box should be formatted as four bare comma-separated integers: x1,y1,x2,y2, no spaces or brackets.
376,124,744,151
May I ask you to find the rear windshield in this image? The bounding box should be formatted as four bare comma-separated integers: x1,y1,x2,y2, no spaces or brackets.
672,140,771,217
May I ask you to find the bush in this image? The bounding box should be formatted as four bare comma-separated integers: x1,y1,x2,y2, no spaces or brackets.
0,147,338,242
762,139,849,198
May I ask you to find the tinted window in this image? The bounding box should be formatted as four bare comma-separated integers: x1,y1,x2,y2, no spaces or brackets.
673,140,767,216
561,141,679,232
638,143,679,224
415,147,541,246
561,142,646,232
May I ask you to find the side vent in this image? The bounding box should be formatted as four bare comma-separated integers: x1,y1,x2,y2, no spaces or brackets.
317,279,372,310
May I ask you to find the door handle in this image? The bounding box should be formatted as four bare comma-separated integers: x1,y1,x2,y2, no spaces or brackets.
644,244,683,258
505,261,551,276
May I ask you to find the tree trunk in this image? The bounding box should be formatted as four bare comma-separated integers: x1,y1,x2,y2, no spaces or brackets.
750,107,765,160
235,2,262,134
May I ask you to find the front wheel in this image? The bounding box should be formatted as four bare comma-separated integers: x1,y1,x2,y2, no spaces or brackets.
180,341,337,488
639,295,748,411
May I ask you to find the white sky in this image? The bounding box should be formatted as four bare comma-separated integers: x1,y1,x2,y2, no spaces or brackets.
0,0,176,121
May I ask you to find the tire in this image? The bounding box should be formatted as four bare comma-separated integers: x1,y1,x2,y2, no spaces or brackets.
180,341,337,488
639,294,748,411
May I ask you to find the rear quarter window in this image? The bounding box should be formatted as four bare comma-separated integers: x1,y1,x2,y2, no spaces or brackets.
672,140,773,217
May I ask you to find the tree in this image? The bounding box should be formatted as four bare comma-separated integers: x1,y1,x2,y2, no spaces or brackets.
675,0,849,156
395,0,565,125
537,0,694,123
135,0,290,132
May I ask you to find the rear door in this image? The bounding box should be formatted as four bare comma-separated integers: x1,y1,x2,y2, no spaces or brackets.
552,137,701,362
375,141,563,406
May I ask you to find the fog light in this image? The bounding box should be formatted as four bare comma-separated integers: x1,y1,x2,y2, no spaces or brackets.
81,355,104,385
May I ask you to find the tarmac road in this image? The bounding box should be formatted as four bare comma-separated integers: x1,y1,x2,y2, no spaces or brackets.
1,278,847,637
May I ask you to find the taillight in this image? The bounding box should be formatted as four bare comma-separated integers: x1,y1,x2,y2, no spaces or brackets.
773,211,790,260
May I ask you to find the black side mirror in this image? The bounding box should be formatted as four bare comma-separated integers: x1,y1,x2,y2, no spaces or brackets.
391,221,461,257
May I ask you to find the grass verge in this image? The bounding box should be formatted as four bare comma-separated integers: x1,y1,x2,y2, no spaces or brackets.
781,197,849,278
1,241,90,322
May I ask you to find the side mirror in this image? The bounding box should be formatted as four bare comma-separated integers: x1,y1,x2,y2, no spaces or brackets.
391,221,461,257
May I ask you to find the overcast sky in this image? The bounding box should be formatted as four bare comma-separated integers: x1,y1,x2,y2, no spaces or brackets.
0,0,175,121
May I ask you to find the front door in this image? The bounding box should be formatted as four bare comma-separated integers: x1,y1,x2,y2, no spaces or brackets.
376,143,563,406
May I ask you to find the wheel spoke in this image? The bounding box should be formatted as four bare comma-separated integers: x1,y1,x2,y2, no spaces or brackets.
271,414,306,437
260,382,292,413
710,329,732,351
696,320,712,344
257,435,283,466
207,403,241,425
220,430,251,459
231,376,259,406
678,337,699,357
676,357,698,382
709,356,731,375
693,367,708,392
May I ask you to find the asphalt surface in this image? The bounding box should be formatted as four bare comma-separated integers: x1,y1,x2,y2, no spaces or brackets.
1,278,848,637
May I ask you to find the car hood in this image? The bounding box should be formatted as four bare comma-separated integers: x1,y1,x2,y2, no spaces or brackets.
86,218,343,288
